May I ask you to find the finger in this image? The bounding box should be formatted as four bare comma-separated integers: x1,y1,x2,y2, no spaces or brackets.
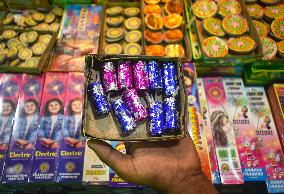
87,139,136,180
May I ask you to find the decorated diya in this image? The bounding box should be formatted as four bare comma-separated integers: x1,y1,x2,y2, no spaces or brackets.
222,15,248,36
202,17,225,37
106,16,124,27
124,17,141,30
260,0,281,5
252,20,269,37
146,45,165,56
144,4,162,15
106,7,123,16
144,30,164,44
277,40,284,57
261,37,277,60
264,5,284,20
165,29,184,42
145,0,160,4
164,13,183,29
124,43,142,55
125,30,142,43
165,44,185,57
106,28,124,39
145,13,164,30
124,7,140,17
192,0,217,19
271,17,284,40
218,0,241,17
165,1,183,15
246,4,264,20
202,36,228,57
227,36,256,54
104,43,123,54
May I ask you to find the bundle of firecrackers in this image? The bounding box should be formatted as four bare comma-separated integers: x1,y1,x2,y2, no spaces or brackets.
88,60,181,136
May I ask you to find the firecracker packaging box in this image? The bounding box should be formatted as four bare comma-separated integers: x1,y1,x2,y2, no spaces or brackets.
203,77,244,184
31,72,68,182
197,78,221,184
246,86,284,193
2,74,44,183
56,72,86,182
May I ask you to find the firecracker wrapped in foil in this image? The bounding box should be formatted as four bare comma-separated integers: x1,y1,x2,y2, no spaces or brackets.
163,96,179,132
103,62,118,92
148,61,163,90
163,62,177,96
149,101,164,135
117,61,133,90
111,99,137,134
123,88,148,122
88,81,110,115
133,60,149,90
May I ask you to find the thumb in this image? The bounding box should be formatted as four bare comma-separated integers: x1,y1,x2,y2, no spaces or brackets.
87,139,136,180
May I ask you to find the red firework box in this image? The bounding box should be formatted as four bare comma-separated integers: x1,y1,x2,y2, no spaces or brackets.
246,86,284,193
31,72,68,183
267,84,284,151
3,74,45,184
203,77,244,185
183,62,211,181
197,78,221,184
0,74,22,180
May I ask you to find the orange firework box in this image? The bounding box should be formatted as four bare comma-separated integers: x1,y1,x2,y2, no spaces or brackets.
183,62,211,181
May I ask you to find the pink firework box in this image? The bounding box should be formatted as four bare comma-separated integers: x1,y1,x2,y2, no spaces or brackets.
245,87,284,193
203,77,244,185
197,78,221,184
222,78,265,182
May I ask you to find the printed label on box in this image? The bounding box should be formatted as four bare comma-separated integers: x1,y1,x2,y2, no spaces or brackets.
274,84,284,119
204,77,244,184
3,74,44,183
197,78,221,184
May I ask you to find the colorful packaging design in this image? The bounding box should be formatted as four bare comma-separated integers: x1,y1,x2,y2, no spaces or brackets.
82,140,109,184
197,78,221,184
246,87,284,193
51,5,102,72
183,62,211,181
31,73,68,182
3,74,44,183
109,141,137,188
267,84,284,151
0,74,22,180
203,77,244,184
56,72,85,182
222,78,265,181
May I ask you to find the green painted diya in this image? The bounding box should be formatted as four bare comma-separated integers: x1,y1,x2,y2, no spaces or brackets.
39,34,52,46
124,43,142,55
25,57,38,68
124,7,140,17
18,48,33,60
218,0,241,17
104,43,122,54
125,30,142,43
32,12,45,22
202,36,228,57
106,7,123,16
106,16,124,27
227,36,256,54
261,37,277,60
7,38,19,49
106,28,124,39
2,30,17,39
222,15,248,36
252,20,269,37
45,13,56,24
203,17,225,37
271,17,284,40
264,5,284,20
246,4,264,20
32,43,46,55
124,17,141,30
277,40,284,56
192,0,217,19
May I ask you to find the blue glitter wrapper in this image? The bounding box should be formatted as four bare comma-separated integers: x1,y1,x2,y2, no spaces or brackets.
111,99,137,134
163,96,178,132
88,81,110,115
148,61,163,90
149,101,164,135
163,62,177,96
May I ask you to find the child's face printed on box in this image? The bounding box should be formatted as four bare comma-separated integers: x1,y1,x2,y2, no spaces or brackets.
221,116,231,133
184,76,193,88
25,102,37,115
48,101,61,115
71,100,82,114
2,102,13,116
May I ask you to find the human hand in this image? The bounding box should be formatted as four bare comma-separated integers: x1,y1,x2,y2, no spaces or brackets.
88,136,218,194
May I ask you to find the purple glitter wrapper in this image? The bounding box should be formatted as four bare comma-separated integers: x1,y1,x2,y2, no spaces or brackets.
148,61,163,90
111,99,137,134
163,62,177,96
149,101,164,135
88,81,110,115
103,62,118,92
164,96,179,132
123,88,148,122
117,61,133,90
133,61,149,90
